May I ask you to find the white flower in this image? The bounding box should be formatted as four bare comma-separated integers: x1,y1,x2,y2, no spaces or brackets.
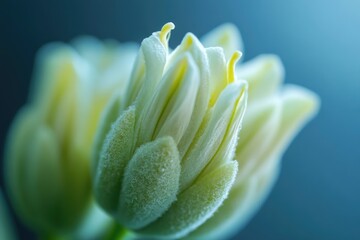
93,23,247,239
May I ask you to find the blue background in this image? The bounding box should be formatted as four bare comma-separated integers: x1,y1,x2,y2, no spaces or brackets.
1,0,359,239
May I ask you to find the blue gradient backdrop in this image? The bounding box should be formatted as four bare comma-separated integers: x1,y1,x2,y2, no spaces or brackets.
0,0,359,239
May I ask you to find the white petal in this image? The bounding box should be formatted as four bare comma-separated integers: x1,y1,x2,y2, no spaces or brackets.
202,81,247,174
260,85,320,164
236,98,282,181
237,54,284,104
206,47,227,106
180,81,247,190
201,23,243,59
135,53,199,146
124,24,171,109
168,33,211,158
155,54,200,144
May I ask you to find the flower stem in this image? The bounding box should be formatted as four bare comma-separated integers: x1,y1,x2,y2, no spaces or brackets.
104,222,134,240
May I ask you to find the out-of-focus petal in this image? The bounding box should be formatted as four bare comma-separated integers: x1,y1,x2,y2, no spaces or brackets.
201,23,243,59
237,54,284,104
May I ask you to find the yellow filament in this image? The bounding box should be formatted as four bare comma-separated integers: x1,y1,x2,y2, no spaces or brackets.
183,34,194,49
227,51,242,83
160,22,175,46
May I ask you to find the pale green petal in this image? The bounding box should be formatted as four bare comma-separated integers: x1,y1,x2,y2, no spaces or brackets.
206,47,227,106
237,54,284,103
236,98,282,181
30,44,86,122
135,53,199,146
125,24,172,109
139,161,238,239
118,137,180,229
26,125,64,230
71,36,137,73
51,78,77,149
201,23,243,59
180,81,247,190
169,33,211,158
94,106,136,214
123,52,145,108
70,38,138,152
99,43,138,101
259,85,320,164
0,190,15,240
243,85,319,180
195,86,319,239
203,81,247,173
71,36,108,67
4,107,40,226
155,54,200,144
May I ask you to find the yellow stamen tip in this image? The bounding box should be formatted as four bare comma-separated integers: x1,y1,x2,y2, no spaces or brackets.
160,22,175,45
228,51,242,83
184,34,194,48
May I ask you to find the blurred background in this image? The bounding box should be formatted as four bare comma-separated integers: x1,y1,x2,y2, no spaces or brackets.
0,0,359,239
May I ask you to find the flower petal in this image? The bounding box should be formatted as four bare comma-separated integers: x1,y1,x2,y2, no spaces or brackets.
259,85,320,166
202,81,247,173
237,54,284,104
155,54,200,144
5,107,39,226
206,47,227,106
180,81,247,190
236,98,282,181
125,23,172,109
201,23,243,60
26,125,63,229
169,33,211,158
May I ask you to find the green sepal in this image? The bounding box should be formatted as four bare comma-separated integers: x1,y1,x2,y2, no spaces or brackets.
118,136,180,229
94,106,136,214
4,107,41,227
92,96,122,175
138,161,238,239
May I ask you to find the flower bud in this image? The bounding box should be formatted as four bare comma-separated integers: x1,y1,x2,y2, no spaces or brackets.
94,23,247,239
5,39,137,234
